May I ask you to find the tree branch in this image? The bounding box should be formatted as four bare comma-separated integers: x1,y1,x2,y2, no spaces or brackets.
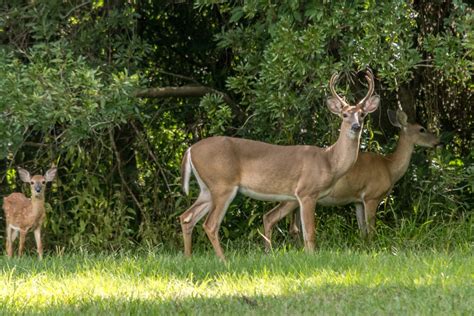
129,121,172,195
108,128,145,217
134,85,236,106
157,70,199,84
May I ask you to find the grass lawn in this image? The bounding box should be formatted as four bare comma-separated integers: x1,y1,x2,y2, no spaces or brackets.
0,248,473,315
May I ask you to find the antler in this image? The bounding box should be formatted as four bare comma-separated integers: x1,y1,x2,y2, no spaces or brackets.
329,72,349,108
356,69,375,106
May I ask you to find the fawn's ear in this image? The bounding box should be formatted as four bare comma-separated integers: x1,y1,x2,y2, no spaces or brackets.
45,167,57,182
18,167,31,183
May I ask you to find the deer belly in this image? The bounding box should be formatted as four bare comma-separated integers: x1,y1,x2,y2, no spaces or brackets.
9,224,21,232
238,187,297,202
318,195,360,206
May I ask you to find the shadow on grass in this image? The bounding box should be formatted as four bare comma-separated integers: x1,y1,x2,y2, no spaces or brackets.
1,282,471,315
1,249,473,314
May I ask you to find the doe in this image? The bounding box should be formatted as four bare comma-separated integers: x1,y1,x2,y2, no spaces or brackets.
262,109,440,248
3,166,57,259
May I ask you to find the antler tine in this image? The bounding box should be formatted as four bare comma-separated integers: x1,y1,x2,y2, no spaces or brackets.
357,69,375,106
329,72,349,107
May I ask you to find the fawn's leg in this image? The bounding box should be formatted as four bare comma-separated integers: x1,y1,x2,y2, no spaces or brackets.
6,225,13,258
18,230,27,257
34,227,43,260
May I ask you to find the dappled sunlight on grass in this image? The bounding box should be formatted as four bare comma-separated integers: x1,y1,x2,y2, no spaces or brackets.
1,249,472,314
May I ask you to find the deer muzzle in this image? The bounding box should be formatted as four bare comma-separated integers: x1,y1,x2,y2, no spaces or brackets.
34,184,42,193
351,123,361,132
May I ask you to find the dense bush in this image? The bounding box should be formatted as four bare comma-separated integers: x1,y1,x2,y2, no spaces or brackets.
0,1,471,252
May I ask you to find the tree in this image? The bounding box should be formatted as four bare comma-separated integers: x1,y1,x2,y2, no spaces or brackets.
0,1,471,250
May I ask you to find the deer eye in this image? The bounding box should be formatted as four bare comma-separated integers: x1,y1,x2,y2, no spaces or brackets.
30,181,34,185
419,127,426,133
41,181,46,184
342,113,348,118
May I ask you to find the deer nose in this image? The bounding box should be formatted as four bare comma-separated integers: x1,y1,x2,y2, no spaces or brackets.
351,123,361,131
34,184,42,193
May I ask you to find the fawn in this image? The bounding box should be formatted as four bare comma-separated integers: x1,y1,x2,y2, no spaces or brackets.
3,167,57,259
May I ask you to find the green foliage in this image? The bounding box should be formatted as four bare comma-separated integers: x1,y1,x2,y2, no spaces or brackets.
196,0,472,248
0,2,146,249
422,0,472,85
199,94,233,134
0,1,471,252
0,42,139,156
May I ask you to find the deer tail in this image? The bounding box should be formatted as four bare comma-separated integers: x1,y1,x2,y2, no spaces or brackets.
181,148,192,195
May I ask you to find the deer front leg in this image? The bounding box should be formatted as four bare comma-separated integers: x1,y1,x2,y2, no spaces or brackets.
262,201,299,252
364,199,380,240
289,209,301,238
297,196,317,252
34,227,43,260
355,203,368,239
18,230,27,257
6,225,13,258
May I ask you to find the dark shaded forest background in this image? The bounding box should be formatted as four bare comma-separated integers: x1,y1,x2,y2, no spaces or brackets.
0,1,472,252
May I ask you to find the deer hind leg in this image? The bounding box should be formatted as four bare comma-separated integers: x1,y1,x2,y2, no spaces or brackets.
18,230,27,257
297,195,317,252
179,195,212,257
262,201,299,252
34,227,43,260
11,228,19,242
355,203,368,239
202,187,238,261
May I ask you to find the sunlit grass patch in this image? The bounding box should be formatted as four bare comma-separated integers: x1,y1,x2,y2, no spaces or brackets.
0,249,472,315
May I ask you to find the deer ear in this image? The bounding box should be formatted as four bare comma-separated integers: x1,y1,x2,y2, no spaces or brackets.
396,110,408,127
44,167,57,182
327,97,344,115
18,167,31,183
387,109,402,128
362,95,380,113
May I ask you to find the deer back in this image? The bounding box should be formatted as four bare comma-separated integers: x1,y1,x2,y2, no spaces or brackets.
190,136,319,197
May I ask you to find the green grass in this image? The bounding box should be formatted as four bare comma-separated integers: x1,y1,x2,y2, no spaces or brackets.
1,248,473,315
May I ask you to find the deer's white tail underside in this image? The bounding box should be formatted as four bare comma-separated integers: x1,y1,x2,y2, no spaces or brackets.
183,148,211,201
182,148,192,195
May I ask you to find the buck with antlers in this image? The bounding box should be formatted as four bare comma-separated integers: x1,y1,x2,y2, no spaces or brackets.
179,70,380,260
262,109,440,249
3,166,57,259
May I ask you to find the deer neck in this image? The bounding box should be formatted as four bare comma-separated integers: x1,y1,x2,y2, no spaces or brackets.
31,194,45,214
327,123,361,179
387,131,415,183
